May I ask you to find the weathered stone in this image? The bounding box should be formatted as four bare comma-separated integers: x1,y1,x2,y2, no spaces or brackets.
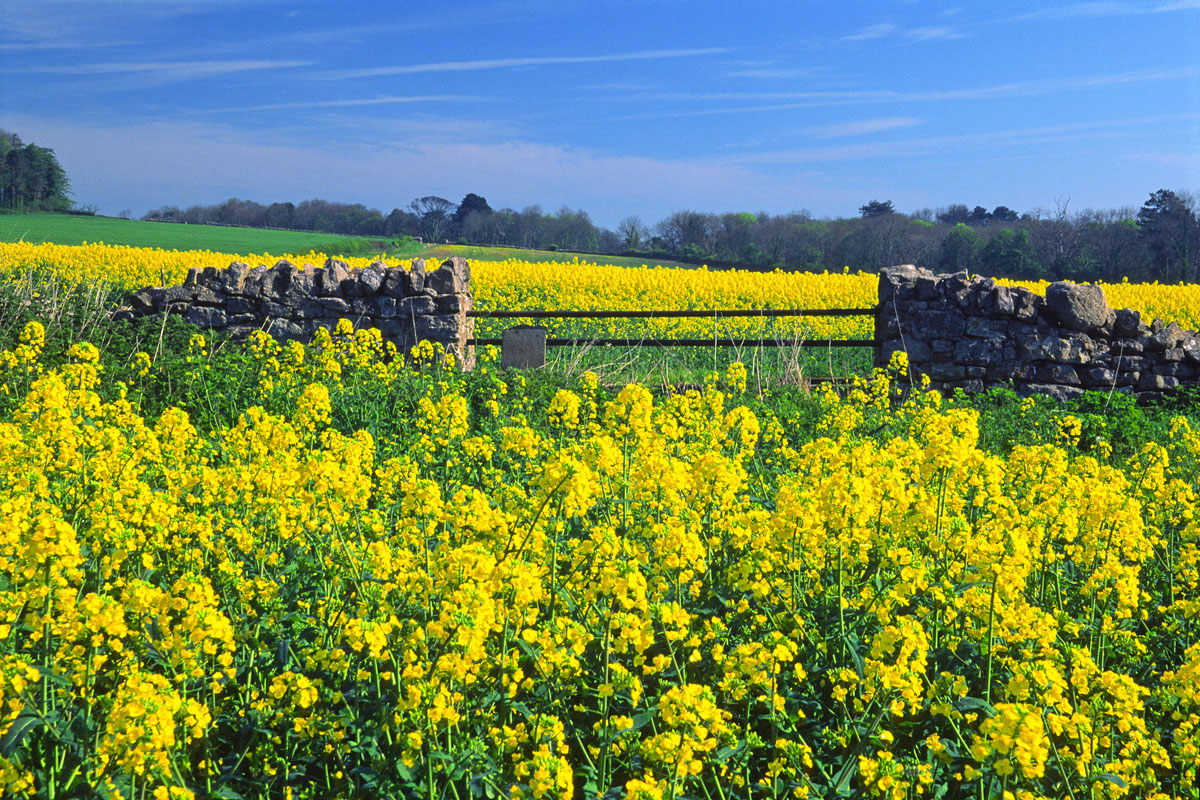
915,274,940,301
410,259,427,294
882,338,932,363
376,297,398,318
400,296,437,317
359,264,387,294
1163,347,1185,362
912,309,966,338
129,290,159,313
1137,373,1180,392
437,293,473,314
954,337,1004,367
878,265,926,305
427,258,470,295
981,286,1015,316
226,296,258,315
1164,362,1196,379
184,306,227,328
940,271,972,305
319,297,352,314
1080,367,1117,388
1018,382,1085,402
931,339,955,355
243,266,268,296
1010,287,1040,320
965,317,1008,339
262,264,298,301
1022,334,1089,364
415,314,461,341
1113,308,1141,338
926,363,966,380
382,268,412,298
1045,281,1115,332
194,287,223,306
1149,321,1185,350
320,259,352,296
1036,364,1081,386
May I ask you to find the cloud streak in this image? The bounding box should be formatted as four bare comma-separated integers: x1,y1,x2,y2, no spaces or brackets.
613,66,1200,118
316,47,729,80
809,117,920,138
8,59,313,79
202,95,490,113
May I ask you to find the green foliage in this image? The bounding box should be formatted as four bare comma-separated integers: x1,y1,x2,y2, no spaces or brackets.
0,212,392,254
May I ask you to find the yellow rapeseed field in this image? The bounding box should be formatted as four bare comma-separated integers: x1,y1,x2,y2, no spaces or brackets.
1,243,1200,797
3,242,1199,337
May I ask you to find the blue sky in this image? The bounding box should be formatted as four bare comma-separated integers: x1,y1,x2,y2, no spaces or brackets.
2,0,1198,228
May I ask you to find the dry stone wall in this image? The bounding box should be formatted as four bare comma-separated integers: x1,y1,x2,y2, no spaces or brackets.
876,265,1200,401
118,256,475,367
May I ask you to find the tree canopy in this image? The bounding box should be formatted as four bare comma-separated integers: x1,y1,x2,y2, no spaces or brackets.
0,129,72,212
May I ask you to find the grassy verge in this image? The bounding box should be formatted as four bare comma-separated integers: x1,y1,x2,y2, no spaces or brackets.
0,212,422,258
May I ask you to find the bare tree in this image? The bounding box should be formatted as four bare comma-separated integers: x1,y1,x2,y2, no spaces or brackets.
409,196,457,242
616,215,647,250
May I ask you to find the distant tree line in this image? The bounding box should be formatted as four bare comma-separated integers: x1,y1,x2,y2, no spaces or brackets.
144,189,1199,283
0,130,72,212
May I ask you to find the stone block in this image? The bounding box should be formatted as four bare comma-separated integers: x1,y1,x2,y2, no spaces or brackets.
382,268,412,298
501,325,547,369
399,296,437,318
926,363,965,380
965,317,1009,338
227,296,258,315
1080,367,1117,388
428,257,471,295
954,337,1004,367
359,264,387,295
912,309,966,339
1113,308,1141,338
437,293,473,314
1017,382,1085,402
184,306,227,329
410,259,427,294
1036,363,1081,385
1045,281,1114,332
1137,373,1180,392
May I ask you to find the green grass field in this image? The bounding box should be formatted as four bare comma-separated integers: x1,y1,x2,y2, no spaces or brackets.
0,212,420,256
419,242,699,270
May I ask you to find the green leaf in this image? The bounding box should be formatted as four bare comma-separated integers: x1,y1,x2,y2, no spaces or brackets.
1094,773,1128,789
0,713,40,757
630,712,655,731
953,696,997,717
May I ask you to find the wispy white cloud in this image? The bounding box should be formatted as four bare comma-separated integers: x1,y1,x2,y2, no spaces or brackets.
1004,1,1200,21
809,117,920,138
721,113,1200,166
726,67,821,79
841,23,897,42
317,48,730,81
839,21,966,43
613,66,1200,118
906,26,967,41
201,95,489,113
8,59,312,80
